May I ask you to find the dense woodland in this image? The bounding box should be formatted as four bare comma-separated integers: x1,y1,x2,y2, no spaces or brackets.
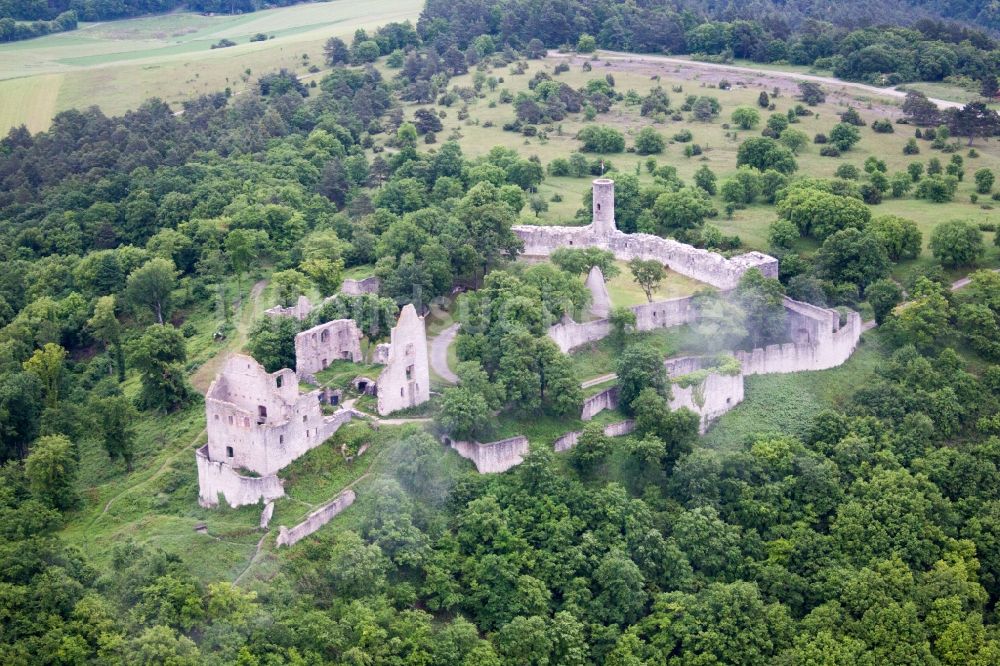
1,3,1000,664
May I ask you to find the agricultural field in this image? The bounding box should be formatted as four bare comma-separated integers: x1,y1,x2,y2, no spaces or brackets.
0,0,422,132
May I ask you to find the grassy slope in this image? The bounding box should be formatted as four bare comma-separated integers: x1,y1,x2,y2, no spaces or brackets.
0,0,423,132
414,55,1000,267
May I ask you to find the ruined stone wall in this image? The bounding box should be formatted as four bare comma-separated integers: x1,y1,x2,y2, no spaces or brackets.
547,295,698,353
737,311,862,375
377,304,430,416
582,386,619,421
265,295,315,321
276,490,356,547
196,445,285,508
294,319,363,380
585,266,611,318
669,373,745,433
783,297,838,346
340,276,381,296
513,221,778,290
200,355,357,507
553,420,636,452
449,435,529,473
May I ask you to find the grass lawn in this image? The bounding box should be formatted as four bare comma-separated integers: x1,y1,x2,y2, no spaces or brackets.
569,325,701,381
605,260,709,307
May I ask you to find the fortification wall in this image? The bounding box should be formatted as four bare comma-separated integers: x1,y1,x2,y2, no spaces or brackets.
341,276,381,296
547,295,698,353
294,319,363,379
553,420,636,452
512,222,778,290
277,490,356,547
737,311,861,375
669,373,745,433
196,445,285,508
449,435,529,473
582,386,619,421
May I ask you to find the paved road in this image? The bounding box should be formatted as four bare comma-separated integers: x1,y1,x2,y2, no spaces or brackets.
555,50,963,110
430,323,461,384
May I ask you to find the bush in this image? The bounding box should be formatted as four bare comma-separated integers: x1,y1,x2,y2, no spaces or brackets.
813,133,828,144
634,127,665,154
835,164,860,180
871,119,894,133
903,138,920,155
576,125,625,152
820,146,841,157
673,129,693,142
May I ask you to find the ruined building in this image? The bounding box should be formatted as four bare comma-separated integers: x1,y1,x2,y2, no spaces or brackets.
294,319,363,381
376,304,430,415
197,354,353,508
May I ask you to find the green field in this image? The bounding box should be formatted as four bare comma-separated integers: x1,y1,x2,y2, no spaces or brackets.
0,0,423,132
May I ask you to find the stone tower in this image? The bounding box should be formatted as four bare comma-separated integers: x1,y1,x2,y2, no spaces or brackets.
591,178,616,235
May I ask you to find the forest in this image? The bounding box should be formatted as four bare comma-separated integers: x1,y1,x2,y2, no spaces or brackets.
1,1,1000,663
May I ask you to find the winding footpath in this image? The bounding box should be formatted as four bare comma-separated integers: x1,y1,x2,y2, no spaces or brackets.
553,50,964,110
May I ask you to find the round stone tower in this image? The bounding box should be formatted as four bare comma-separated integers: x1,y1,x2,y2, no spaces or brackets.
591,178,615,235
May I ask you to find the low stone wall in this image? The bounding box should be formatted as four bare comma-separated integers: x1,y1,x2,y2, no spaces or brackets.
264,295,315,321
448,435,529,473
582,386,619,421
341,276,381,296
553,420,636,452
276,490,356,547
547,295,698,353
196,445,285,508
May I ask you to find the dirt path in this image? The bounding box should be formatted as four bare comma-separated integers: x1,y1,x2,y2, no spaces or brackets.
430,323,460,384
558,50,963,110
581,372,617,389
96,427,207,521
191,279,268,394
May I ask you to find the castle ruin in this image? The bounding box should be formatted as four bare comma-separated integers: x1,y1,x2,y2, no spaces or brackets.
197,354,355,507
376,304,430,416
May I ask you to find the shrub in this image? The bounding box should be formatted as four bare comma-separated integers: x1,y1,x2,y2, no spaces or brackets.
576,125,625,152
871,119,894,133
903,138,920,155
820,146,841,157
673,129,693,142
813,133,828,144
835,164,860,180
634,127,665,154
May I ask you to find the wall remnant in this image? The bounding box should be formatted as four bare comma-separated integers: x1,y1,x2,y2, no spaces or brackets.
276,490,356,547
585,265,611,318
513,178,778,290
582,386,619,420
376,304,431,416
264,295,316,321
198,354,355,507
294,319,363,380
340,276,381,295
547,295,699,353
552,420,636,452
447,435,529,473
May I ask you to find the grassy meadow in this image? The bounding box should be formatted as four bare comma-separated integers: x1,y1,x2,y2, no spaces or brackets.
0,0,423,132
401,53,1000,270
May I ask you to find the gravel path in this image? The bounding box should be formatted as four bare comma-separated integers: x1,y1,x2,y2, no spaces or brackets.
554,50,963,110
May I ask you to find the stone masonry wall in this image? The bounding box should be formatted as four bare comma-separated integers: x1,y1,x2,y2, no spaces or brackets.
340,276,381,295
582,386,619,421
294,319,363,380
547,295,698,353
277,490,356,547
196,445,285,508
377,304,431,416
449,436,529,473
552,420,636,452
